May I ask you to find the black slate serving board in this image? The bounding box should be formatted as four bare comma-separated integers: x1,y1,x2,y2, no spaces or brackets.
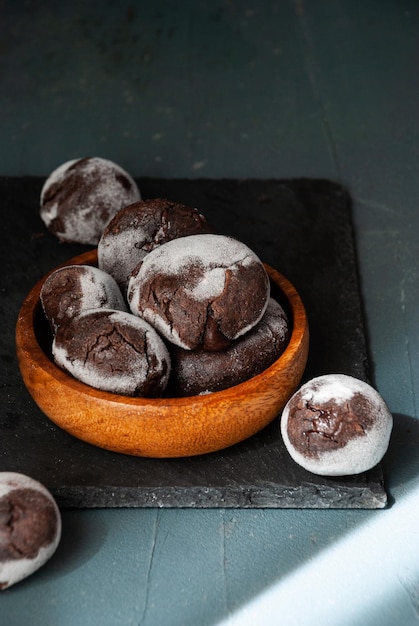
0,177,387,508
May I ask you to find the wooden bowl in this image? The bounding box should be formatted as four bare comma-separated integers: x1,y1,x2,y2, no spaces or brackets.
15,250,309,458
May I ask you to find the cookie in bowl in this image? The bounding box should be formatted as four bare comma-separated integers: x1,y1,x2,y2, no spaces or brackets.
16,249,309,457
41,264,127,333
98,198,212,294
127,233,271,351
168,297,290,396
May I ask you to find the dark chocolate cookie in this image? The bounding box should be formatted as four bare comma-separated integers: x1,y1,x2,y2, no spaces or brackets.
40,157,141,245
40,264,126,333
168,298,290,396
127,234,270,351
52,309,171,397
280,374,393,476
0,472,61,590
98,198,212,293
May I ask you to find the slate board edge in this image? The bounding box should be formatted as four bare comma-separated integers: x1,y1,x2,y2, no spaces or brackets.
52,479,387,510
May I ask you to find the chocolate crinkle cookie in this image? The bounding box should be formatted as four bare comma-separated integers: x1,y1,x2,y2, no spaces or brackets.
98,197,212,294
280,374,393,476
127,234,271,351
0,472,61,590
40,157,141,245
52,309,171,397
41,264,127,333
168,297,290,396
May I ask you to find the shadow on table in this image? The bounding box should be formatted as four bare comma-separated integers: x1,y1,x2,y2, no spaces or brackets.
208,412,419,625
382,413,419,502
165,414,419,626
5,413,417,626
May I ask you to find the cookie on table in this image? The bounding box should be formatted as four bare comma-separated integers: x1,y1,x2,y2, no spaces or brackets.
0,472,61,590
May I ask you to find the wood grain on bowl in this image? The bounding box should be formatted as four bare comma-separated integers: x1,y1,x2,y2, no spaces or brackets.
15,250,309,458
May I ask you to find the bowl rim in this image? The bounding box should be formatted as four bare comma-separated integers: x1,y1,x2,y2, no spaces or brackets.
16,249,308,408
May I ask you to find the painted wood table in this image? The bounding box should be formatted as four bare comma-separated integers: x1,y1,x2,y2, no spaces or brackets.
1,2,418,625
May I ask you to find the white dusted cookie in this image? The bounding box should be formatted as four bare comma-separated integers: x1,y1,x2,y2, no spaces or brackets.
0,472,61,590
98,197,212,294
280,374,393,476
40,157,141,245
127,234,270,351
169,298,290,396
41,264,127,333
52,309,171,397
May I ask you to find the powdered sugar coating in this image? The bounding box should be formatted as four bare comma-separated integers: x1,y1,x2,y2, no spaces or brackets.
52,309,171,397
77,267,125,311
169,297,290,396
0,472,58,502
40,264,127,332
97,198,212,293
281,374,393,476
98,224,149,289
131,234,260,298
127,234,270,350
40,159,79,203
299,377,357,405
0,472,61,590
40,157,141,245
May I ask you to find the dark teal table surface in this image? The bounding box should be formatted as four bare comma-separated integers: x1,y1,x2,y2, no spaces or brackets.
1,2,419,625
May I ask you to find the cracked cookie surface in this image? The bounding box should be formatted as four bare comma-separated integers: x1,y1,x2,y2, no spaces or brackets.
52,309,171,397
127,234,270,351
40,157,141,245
280,374,393,476
169,297,290,396
0,473,61,590
41,264,127,333
98,198,212,294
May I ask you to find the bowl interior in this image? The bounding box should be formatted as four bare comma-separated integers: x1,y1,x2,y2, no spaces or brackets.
33,256,293,375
